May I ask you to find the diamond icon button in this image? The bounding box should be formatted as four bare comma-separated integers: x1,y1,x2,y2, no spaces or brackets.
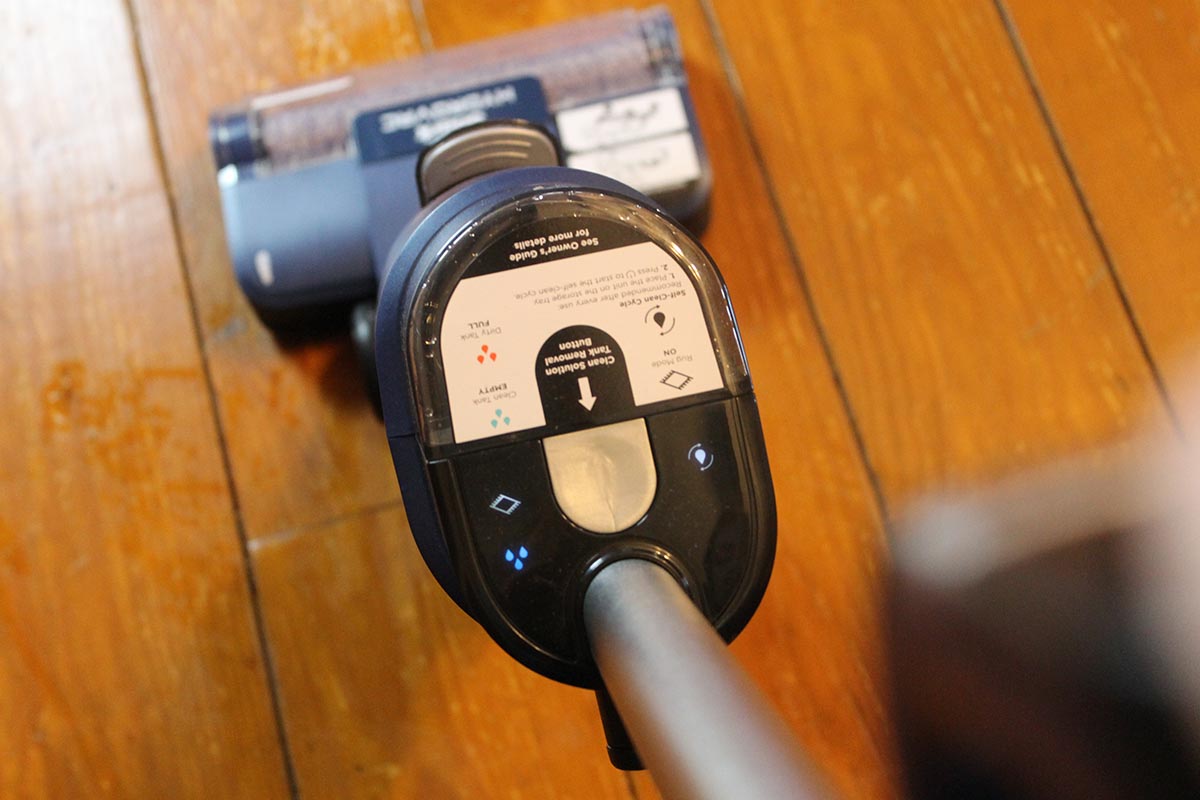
489,494,522,515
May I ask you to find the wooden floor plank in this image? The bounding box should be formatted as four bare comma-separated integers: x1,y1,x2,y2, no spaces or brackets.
0,2,289,796
709,0,1162,502
127,0,425,539
421,3,897,798
1002,0,1200,390
13,0,1190,794
252,508,642,799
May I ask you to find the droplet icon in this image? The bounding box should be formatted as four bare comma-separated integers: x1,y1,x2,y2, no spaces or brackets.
687,443,714,471
653,311,667,328
505,546,529,571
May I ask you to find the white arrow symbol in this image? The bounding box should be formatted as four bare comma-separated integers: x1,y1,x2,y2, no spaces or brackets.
577,376,597,411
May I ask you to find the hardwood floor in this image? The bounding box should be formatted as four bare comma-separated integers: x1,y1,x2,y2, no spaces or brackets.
2,1,1195,796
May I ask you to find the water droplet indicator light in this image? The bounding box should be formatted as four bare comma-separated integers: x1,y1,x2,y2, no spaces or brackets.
505,546,529,571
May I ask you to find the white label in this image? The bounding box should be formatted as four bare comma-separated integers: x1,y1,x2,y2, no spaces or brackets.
556,87,689,152
440,242,723,444
566,132,702,193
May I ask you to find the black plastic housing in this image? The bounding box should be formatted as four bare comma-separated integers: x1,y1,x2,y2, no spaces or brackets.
375,167,775,685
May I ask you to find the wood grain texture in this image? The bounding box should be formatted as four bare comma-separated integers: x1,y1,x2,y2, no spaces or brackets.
709,0,1162,501
422,3,897,798
9,0,1180,795
182,0,899,794
1003,0,1200,386
0,2,288,796
252,507,641,799
128,0,424,539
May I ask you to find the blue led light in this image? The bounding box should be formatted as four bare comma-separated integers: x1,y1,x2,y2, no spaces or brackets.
504,546,529,571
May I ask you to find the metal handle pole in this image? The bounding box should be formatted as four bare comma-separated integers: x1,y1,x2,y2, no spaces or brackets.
583,558,825,799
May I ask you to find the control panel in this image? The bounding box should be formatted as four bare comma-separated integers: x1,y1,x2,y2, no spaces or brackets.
376,172,775,686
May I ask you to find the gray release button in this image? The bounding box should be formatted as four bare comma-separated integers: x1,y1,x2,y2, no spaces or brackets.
542,419,657,534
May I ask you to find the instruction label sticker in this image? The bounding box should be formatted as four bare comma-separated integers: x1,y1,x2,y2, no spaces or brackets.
556,86,689,151
535,325,635,428
440,222,723,444
556,87,702,193
566,132,701,195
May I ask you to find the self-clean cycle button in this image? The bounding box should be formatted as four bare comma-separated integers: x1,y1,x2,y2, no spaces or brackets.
687,443,715,471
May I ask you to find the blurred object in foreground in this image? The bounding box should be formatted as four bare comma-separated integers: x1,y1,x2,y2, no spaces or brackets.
887,432,1200,799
